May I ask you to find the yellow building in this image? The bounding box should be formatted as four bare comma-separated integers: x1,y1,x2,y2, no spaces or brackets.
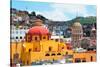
73,51,96,63
10,26,67,65
10,19,96,66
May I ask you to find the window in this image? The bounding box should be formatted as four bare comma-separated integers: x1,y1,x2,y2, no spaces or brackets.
29,49,32,52
82,59,86,62
75,58,81,63
91,56,93,61
49,47,52,51
43,37,46,39
51,53,55,56
57,53,61,55
66,52,68,55
24,36,25,39
11,37,14,39
16,36,18,39
45,53,50,56
16,31,18,34
55,39,59,42
35,37,37,40
20,36,22,39
62,47,64,49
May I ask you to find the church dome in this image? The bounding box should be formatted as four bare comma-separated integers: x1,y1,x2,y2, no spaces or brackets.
28,26,49,35
73,22,82,27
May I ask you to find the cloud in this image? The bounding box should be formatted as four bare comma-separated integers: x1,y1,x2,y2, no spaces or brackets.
36,9,70,21
51,3,96,17
35,3,96,21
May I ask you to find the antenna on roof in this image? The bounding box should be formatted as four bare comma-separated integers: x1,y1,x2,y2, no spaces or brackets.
77,7,80,17
76,8,78,18
76,8,80,22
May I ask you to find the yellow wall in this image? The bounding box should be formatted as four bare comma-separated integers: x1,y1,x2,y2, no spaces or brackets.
73,51,96,62
10,40,96,65
10,42,22,59
10,39,67,64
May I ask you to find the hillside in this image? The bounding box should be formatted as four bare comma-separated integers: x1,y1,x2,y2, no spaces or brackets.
68,16,96,25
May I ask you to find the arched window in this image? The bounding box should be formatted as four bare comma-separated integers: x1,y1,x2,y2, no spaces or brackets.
51,39,53,40
62,47,64,49
91,56,93,61
35,37,37,40
43,37,46,39
66,52,68,55
55,39,59,42
51,53,55,56
29,49,32,53
45,53,50,56
57,53,61,55
49,46,52,51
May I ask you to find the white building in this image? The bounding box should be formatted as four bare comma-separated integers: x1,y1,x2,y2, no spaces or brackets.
11,25,29,42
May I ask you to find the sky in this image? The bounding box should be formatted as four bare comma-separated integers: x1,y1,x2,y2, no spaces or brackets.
11,0,96,21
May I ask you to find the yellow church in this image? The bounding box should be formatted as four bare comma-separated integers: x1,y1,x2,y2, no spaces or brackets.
10,19,96,66
10,19,68,65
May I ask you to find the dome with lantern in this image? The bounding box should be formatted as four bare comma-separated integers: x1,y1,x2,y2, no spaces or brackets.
28,26,49,35
72,22,82,27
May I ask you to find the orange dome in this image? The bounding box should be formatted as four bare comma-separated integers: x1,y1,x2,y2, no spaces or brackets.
28,26,49,35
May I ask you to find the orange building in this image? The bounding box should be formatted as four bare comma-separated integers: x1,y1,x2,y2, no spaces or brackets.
73,51,96,63
10,19,96,66
10,26,67,65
